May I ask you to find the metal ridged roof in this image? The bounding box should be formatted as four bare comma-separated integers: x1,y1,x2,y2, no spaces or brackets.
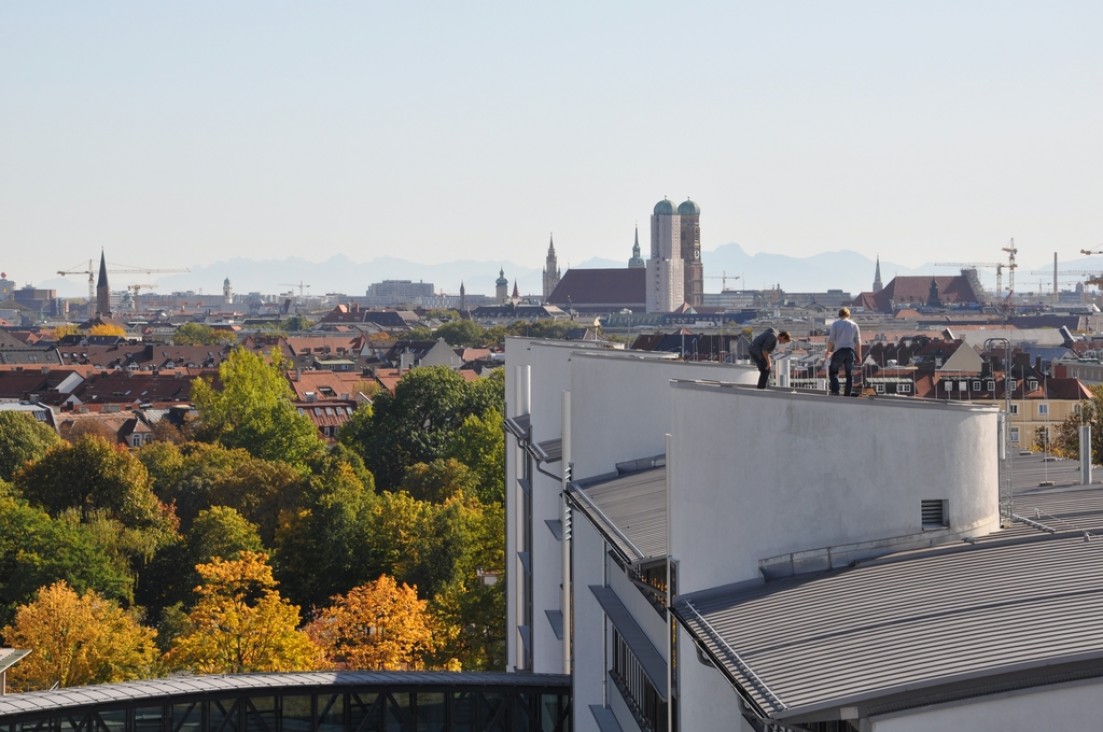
0,672,569,717
568,467,667,563
676,528,1103,719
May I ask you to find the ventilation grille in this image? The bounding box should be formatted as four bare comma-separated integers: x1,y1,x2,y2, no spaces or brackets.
922,499,948,529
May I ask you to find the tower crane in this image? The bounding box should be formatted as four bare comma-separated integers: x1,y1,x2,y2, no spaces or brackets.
934,262,1004,298
1002,238,1018,301
703,272,740,291
57,259,190,300
279,281,311,297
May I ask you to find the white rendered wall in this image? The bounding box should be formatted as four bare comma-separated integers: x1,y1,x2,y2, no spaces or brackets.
870,678,1103,731
668,384,1001,594
678,624,756,732
569,352,757,479
505,338,615,673
570,513,611,732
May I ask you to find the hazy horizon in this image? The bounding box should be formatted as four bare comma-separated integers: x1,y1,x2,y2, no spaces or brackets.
4,3,1102,290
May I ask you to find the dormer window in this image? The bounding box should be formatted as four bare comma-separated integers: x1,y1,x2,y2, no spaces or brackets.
1028,379,1038,390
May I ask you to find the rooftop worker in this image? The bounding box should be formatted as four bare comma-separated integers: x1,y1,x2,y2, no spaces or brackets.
748,327,792,389
826,306,862,396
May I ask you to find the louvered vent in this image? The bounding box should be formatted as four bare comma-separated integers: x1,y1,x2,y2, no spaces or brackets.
922,499,948,529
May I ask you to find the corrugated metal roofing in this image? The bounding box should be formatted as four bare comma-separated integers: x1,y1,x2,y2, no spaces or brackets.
675,527,1103,719
568,467,666,563
0,672,570,717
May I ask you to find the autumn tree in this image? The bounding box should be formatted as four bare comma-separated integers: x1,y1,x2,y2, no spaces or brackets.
167,551,322,674
89,323,126,337
191,347,325,467
1,581,157,691
305,575,438,670
0,411,61,481
1052,384,1103,461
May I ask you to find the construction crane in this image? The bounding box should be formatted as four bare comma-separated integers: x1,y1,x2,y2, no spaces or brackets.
279,281,311,297
1002,238,1018,301
934,262,1004,298
57,259,190,300
703,272,740,291
126,283,157,311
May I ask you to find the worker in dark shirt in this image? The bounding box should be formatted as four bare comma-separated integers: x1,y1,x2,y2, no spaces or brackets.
748,328,791,389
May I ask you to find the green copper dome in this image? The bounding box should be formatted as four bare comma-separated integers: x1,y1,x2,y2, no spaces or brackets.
677,198,700,215
653,198,676,215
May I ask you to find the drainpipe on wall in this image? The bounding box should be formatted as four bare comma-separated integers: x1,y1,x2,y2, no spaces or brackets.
561,389,572,676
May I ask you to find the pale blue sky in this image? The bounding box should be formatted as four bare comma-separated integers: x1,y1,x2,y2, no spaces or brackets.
2,1,1101,292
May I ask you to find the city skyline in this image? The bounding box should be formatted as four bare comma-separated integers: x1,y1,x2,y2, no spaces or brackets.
3,3,1101,290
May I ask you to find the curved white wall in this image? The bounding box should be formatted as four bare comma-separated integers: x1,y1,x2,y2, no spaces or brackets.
669,384,1001,594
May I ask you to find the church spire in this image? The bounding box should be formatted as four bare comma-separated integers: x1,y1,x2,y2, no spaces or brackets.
96,248,112,318
628,225,645,268
873,255,883,293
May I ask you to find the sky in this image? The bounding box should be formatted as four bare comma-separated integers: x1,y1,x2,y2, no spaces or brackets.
2,1,1102,293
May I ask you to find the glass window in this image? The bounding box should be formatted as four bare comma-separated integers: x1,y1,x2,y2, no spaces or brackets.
415,692,445,732
281,696,312,732
1010,404,1020,415
172,701,203,732
1010,427,1021,443
318,694,344,732
899,383,912,394
1039,403,1049,416
135,706,166,732
383,691,414,732
972,380,982,391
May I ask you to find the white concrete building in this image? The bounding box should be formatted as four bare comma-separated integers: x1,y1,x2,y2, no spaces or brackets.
506,336,1103,731
645,198,684,313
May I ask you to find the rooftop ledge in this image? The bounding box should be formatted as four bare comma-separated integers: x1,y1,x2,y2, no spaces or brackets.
669,380,1001,413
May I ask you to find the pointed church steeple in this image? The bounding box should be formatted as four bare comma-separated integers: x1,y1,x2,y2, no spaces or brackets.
628,225,645,268
96,249,112,318
543,234,561,301
873,255,883,293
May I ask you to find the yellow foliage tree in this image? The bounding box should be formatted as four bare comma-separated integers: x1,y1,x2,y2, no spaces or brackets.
305,575,440,671
166,551,323,674
89,323,126,337
1,581,158,691
49,323,79,340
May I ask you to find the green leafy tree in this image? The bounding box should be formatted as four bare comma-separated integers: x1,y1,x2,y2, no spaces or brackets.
400,458,479,503
2,581,158,691
187,506,264,565
0,412,61,481
0,495,133,627
14,435,176,547
435,319,485,347
275,461,378,610
443,408,506,504
281,314,314,332
191,347,325,467
166,551,323,674
339,366,502,489
173,322,236,346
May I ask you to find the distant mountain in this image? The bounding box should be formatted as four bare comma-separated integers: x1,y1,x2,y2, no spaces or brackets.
38,246,1056,301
